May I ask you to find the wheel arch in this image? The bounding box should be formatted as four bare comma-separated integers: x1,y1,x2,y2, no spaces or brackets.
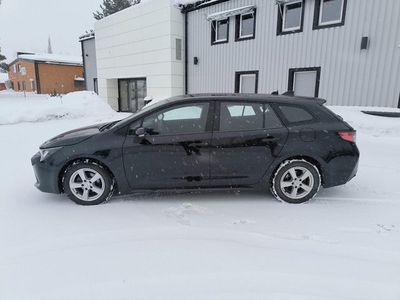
58,158,117,194
269,155,325,186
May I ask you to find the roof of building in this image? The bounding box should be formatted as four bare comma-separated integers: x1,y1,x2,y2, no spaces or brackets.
79,31,95,42
10,53,83,66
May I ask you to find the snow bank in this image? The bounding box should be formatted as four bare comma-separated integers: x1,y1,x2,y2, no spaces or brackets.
329,106,400,137
0,91,120,125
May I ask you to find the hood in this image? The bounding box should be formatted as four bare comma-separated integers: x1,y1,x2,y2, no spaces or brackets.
40,122,108,149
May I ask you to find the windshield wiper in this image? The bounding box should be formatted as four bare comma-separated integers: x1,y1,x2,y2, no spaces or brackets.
99,121,119,132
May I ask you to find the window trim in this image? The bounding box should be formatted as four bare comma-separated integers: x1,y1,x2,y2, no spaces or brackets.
235,71,259,94
277,0,304,36
235,10,256,41
211,18,229,45
288,67,321,98
313,0,347,30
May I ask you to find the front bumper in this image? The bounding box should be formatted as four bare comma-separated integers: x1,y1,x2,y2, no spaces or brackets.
31,151,63,194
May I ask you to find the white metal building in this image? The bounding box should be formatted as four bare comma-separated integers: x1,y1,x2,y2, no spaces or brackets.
182,0,400,107
94,0,185,112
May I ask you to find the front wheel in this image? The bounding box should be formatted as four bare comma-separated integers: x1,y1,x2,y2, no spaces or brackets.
271,159,321,204
62,162,114,205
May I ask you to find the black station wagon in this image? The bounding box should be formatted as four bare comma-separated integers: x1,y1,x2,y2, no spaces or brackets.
31,94,359,205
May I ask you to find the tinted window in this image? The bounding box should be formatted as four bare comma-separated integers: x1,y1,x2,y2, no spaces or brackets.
279,105,314,123
142,103,209,135
220,102,282,131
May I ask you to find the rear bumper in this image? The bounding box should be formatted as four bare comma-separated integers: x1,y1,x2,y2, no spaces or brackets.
322,147,359,188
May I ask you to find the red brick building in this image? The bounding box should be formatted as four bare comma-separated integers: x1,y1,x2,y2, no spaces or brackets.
8,53,85,94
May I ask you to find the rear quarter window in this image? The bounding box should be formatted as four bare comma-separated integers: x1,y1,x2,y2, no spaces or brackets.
277,105,316,125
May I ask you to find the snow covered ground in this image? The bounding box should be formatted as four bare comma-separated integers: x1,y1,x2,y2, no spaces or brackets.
0,91,399,300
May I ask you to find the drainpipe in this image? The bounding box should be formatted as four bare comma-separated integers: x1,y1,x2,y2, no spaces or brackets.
184,11,188,94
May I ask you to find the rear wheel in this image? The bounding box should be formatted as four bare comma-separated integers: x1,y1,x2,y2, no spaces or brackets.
271,159,321,204
62,161,114,205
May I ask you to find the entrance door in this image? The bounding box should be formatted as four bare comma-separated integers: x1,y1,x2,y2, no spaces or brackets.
118,78,147,112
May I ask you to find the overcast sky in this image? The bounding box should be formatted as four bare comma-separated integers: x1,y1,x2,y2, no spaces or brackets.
0,0,100,62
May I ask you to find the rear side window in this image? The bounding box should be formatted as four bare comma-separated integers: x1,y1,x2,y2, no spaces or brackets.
278,105,315,124
219,102,282,131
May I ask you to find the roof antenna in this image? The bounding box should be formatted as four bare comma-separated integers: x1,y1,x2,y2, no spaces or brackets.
282,91,294,96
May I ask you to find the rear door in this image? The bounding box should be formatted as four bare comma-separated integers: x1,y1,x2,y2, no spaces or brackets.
210,101,288,186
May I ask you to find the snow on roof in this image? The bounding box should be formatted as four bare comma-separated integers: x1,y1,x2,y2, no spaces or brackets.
17,53,82,65
173,0,219,8
79,31,95,42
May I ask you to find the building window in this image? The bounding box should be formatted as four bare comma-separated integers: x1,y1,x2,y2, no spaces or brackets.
235,71,259,93
30,79,35,91
288,67,321,98
17,82,21,91
235,10,256,41
277,0,304,35
176,38,182,60
12,65,17,73
94,78,98,94
313,0,347,30
211,18,229,44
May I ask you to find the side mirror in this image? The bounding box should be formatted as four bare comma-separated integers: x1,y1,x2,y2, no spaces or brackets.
135,127,147,137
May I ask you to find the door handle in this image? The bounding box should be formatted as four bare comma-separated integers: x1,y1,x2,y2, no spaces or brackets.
188,142,209,147
261,137,280,143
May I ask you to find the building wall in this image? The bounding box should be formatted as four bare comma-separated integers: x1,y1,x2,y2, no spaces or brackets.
186,0,400,107
95,0,185,110
8,61,37,92
81,37,98,92
36,63,84,94
8,60,84,94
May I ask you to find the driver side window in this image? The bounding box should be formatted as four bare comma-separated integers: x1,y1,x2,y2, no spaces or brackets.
141,103,210,135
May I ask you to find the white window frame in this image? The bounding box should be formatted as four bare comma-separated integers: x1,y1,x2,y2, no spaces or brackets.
319,0,344,26
239,12,255,39
282,0,302,32
214,18,229,43
239,74,256,93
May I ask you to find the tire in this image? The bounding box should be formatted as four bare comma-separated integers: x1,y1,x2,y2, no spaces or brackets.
271,159,321,204
62,161,114,205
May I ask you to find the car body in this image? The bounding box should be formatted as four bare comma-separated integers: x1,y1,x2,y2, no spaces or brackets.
31,94,359,205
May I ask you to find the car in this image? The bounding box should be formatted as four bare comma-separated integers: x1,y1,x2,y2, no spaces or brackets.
31,93,359,205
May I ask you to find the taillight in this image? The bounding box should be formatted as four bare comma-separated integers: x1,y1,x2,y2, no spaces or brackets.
338,131,356,143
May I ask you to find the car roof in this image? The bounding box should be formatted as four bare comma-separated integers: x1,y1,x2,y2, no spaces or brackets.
165,93,327,105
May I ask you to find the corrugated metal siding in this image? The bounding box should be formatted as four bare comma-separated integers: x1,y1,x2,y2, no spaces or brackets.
186,0,400,107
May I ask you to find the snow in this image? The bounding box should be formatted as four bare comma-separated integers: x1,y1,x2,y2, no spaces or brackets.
0,73,9,83
17,53,82,65
0,90,399,300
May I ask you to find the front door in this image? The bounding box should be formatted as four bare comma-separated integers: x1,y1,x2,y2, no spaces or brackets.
118,78,147,112
122,102,213,189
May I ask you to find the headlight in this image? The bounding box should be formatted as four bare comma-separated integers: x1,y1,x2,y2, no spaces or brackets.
39,147,63,162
